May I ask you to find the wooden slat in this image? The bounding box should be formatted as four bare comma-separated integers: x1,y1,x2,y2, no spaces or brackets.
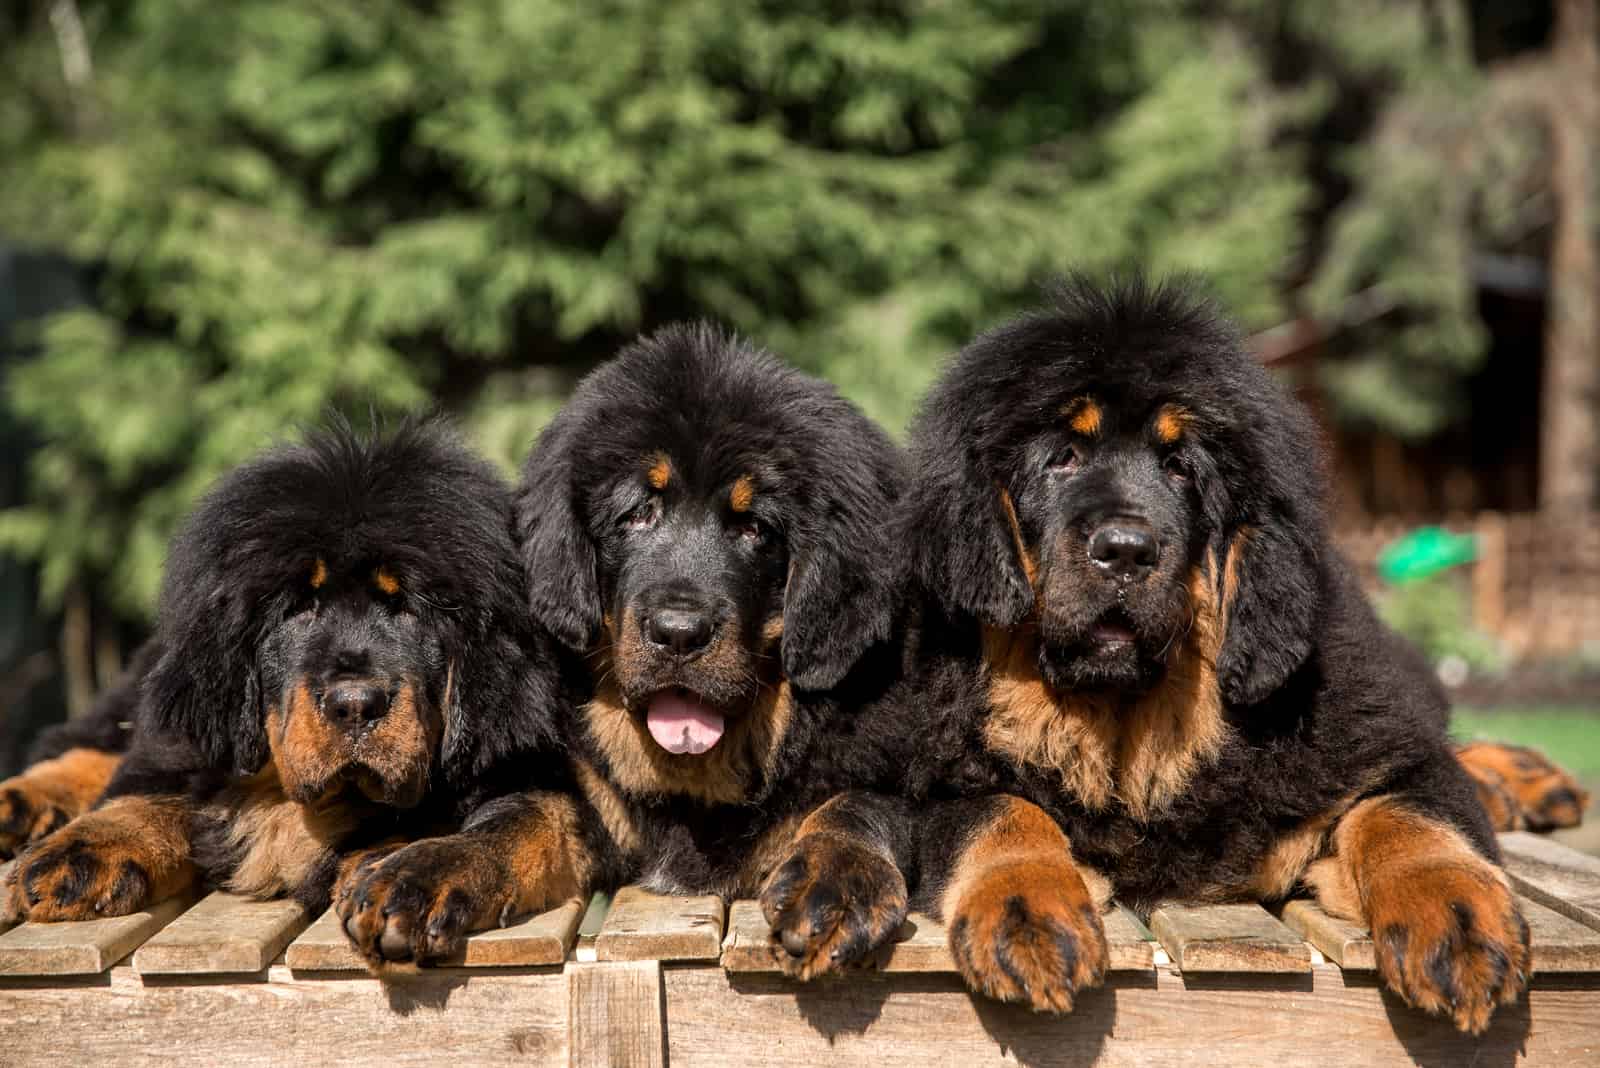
1521,893,1600,973
1105,904,1160,970
1148,903,1311,973
664,965,1600,1068
0,964,571,1065
456,898,583,966
568,960,665,1068
594,885,724,962
133,891,308,975
284,905,363,971
1501,831,1600,932
285,900,584,972
722,900,1157,973
0,893,190,976
1279,899,1374,970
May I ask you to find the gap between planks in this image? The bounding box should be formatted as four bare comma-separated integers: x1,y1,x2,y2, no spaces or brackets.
1501,831,1600,933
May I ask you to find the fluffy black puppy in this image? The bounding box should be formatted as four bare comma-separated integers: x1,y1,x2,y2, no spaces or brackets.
1,419,559,923
895,275,1531,1033
337,324,925,975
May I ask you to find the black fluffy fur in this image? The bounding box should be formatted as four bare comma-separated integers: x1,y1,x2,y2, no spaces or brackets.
515,322,914,893
340,324,927,967
22,418,564,913
896,275,1500,911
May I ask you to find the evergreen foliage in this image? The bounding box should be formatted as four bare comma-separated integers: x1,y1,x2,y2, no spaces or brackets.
0,1,1526,624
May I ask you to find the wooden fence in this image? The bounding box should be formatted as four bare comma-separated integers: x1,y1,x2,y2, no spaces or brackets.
1337,511,1600,659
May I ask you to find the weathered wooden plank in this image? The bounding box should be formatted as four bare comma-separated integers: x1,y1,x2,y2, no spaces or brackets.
1278,899,1374,971
132,891,308,975
1501,831,1600,932
1148,903,1311,973
719,901,953,973
666,965,1600,1067
0,894,190,976
567,959,664,1068
594,885,723,962
722,900,1156,973
457,897,584,967
1105,905,1159,971
286,900,585,972
0,964,569,1066
1520,893,1600,973
284,905,363,971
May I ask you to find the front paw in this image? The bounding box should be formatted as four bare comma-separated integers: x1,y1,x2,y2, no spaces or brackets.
946,857,1108,1013
336,838,511,965
1368,861,1531,1034
4,823,156,923
759,832,908,980
0,780,73,859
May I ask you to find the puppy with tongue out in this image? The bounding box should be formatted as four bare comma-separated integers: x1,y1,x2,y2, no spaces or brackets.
646,690,725,756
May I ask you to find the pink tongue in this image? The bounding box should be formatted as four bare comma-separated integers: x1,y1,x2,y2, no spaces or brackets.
646,693,725,755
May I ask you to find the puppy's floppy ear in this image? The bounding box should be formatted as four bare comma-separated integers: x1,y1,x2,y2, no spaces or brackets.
782,531,900,693
142,579,268,777
780,446,906,692
902,430,1035,628
517,421,602,652
1214,516,1321,707
438,626,563,788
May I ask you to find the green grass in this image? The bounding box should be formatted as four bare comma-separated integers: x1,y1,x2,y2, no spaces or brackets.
1452,706,1600,778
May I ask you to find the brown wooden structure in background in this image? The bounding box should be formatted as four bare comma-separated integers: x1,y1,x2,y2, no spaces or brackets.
1337,511,1600,659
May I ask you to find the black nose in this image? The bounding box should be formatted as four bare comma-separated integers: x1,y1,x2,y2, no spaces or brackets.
1088,524,1160,579
322,684,390,729
646,607,716,657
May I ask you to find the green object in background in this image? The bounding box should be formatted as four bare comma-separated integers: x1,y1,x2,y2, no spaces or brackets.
1378,527,1478,585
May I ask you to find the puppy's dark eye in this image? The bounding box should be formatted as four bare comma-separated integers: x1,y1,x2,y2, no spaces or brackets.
1049,444,1083,475
625,498,660,531
1164,454,1191,483
731,519,766,545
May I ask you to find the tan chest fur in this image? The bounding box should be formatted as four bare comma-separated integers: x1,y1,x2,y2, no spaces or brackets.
982,569,1228,823
207,770,365,899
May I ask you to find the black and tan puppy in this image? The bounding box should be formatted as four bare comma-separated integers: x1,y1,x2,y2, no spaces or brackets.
337,324,923,974
2,420,558,923
895,276,1537,1033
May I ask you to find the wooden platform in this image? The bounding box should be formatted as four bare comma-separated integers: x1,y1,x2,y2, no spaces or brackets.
1,832,1597,1066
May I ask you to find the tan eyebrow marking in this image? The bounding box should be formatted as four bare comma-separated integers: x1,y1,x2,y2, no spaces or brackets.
1063,397,1102,437
646,452,672,490
730,475,755,513
1154,404,1191,445
374,567,400,596
310,558,328,590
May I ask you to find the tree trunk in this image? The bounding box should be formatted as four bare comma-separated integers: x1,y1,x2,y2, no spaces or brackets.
60,583,94,718
1539,0,1600,512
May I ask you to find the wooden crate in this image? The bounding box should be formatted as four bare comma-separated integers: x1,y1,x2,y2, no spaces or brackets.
2,833,1598,1066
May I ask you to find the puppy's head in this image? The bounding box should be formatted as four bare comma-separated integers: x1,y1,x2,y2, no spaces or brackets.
144,418,549,806
518,324,903,790
906,275,1326,706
